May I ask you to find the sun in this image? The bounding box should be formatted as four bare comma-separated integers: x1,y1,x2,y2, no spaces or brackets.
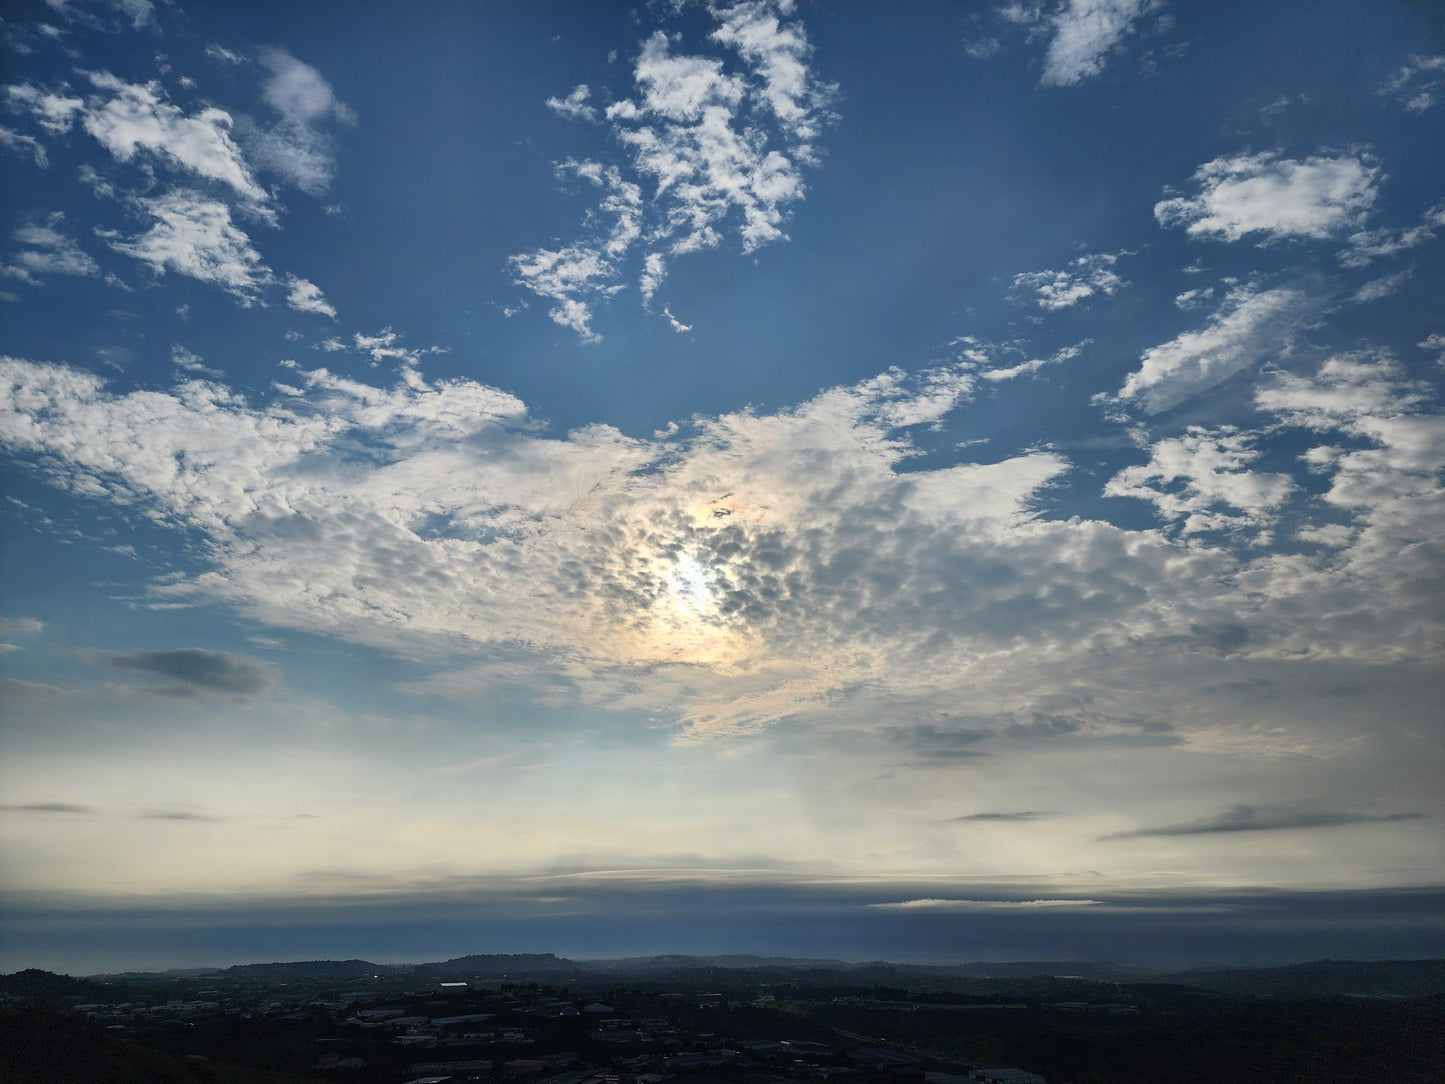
667,553,716,614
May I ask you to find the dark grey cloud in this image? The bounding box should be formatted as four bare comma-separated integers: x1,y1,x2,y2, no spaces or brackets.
1005,713,1084,739
1,803,223,821
0,802,97,815
886,724,991,761
951,811,1044,822
0,677,68,701
1102,804,1424,840
89,648,273,696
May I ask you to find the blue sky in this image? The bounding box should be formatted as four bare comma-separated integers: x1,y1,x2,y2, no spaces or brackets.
1,0,1443,972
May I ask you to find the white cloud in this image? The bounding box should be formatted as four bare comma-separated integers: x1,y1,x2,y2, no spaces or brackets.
110,0,152,29
285,275,336,318
509,244,620,343
546,84,596,122
4,83,85,135
1351,269,1411,303
967,340,1088,383
1011,251,1125,309
0,616,44,637
662,306,692,333
205,43,246,66
1105,426,1294,536
0,355,1099,738
1419,333,1445,367
38,0,153,32
0,125,49,167
2,345,1444,746
76,73,271,209
258,49,352,127
1041,0,1158,87
1247,352,1445,657
976,0,1166,86
241,48,354,196
709,0,833,141
964,37,1003,60
508,160,644,336
640,252,666,305
170,343,221,377
1156,152,1380,243
1379,54,1445,114
105,189,273,304
1173,286,1214,310
511,0,837,339
1116,285,1312,413
330,328,447,371
1339,203,1445,268
2,213,100,283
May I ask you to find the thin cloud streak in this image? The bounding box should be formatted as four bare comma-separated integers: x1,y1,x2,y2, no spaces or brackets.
1102,804,1425,839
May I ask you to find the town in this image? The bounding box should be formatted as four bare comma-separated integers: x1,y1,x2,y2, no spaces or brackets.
4,954,1443,1083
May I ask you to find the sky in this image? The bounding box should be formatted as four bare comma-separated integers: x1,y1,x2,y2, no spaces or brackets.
0,0,1443,974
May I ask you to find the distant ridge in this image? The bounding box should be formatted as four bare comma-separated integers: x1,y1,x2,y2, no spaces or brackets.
17,954,1441,999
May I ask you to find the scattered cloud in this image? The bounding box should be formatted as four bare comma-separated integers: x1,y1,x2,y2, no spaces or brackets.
1011,251,1126,310
0,125,49,168
2,212,100,284
1378,54,1445,114
1339,202,1445,268
1156,152,1380,243
509,160,641,341
74,72,271,209
170,342,221,377
1115,284,1312,413
241,47,354,195
1352,269,1411,303
951,811,1044,822
205,43,246,66
1103,803,1423,838
511,0,837,338
976,0,1169,87
974,341,1088,383
1105,425,1294,536
284,275,337,318
4,83,85,135
1040,0,1162,87
105,189,273,303
1258,93,1304,125
28,0,153,35
0,616,45,637
346,327,446,367
546,83,597,122
1173,286,1214,309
